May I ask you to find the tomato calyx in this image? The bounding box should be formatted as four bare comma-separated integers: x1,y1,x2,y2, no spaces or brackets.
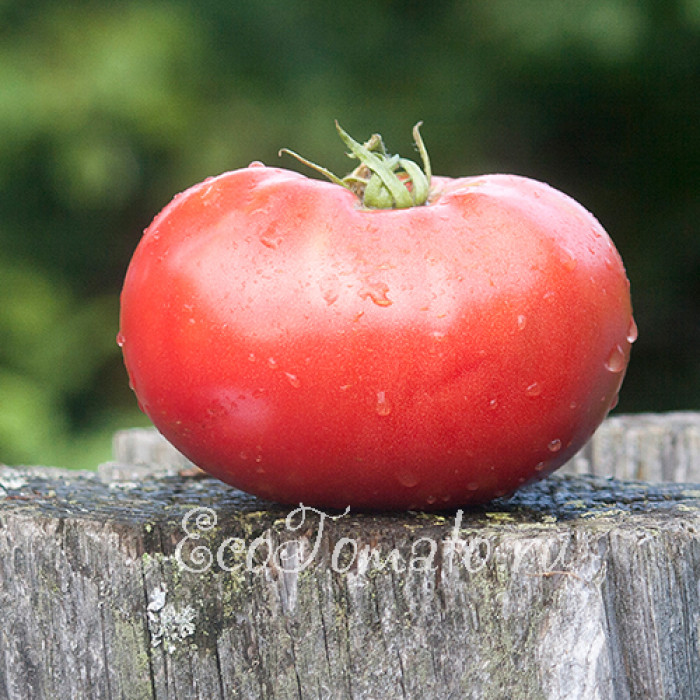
279,121,432,209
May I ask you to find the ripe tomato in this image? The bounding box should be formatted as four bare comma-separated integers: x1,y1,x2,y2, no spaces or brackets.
119,124,634,509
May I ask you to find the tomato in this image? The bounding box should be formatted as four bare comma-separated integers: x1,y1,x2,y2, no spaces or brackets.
119,124,634,509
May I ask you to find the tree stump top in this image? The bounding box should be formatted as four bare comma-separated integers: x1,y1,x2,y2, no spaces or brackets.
2,463,700,532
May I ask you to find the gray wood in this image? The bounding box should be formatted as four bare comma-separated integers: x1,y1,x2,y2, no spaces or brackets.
1,412,700,700
561,412,700,482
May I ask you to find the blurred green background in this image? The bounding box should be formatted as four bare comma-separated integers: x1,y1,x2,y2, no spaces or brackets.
1,0,698,469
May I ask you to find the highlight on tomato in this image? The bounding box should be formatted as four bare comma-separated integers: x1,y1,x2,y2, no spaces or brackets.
118,122,635,510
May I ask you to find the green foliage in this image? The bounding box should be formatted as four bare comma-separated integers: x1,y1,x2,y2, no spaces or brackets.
0,0,698,468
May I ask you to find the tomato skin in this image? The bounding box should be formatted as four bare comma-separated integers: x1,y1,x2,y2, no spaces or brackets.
119,166,633,509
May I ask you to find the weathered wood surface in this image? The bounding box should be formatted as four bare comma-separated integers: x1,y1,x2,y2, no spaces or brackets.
0,412,699,700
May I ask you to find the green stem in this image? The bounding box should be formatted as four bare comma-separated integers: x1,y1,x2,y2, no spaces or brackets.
279,121,432,209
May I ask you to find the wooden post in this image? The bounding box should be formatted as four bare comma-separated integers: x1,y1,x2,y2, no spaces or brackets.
1,412,700,699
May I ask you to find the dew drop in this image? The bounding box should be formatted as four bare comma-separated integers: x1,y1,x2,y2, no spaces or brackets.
467,482,480,492
561,249,578,271
525,382,542,397
322,289,339,305
319,273,340,305
285,372,301,388
626,317,638,344
426,495,437,505
252,388,266,399
488,398,499,410
259,234,280,249
359,280,393,307
248,161,265,168
116,332,125,348
239,451,248,461
516,314,527,331
604,344,627,373
547,439,562,453
375,390,392,416
534,461,546,472
609,393,620,411
267,357,278,370
248,353,257,363
397,469,419,488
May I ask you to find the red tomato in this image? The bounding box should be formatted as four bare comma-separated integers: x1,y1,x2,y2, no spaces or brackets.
119,126,634,509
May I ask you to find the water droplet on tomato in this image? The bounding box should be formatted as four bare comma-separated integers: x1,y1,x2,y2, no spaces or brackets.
467,482,479,492
318,273,340,306
259,234,280,249
248,161,265,168
534,461,546,472
322,289,338,305
267,357,278,370
547,439,562,453
239,451,248,461
285,372,301,388
525,382,542,397
116,332,125,347
561,249,578,271
426,495,437,505
397,469,419,488
488,398,498,410
375,391,392,416
359,280,393,307
516,314,527,331
609,393,620,411
626,317,638,344
248,353,257,363
252,388,266,399
604,344,626,373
